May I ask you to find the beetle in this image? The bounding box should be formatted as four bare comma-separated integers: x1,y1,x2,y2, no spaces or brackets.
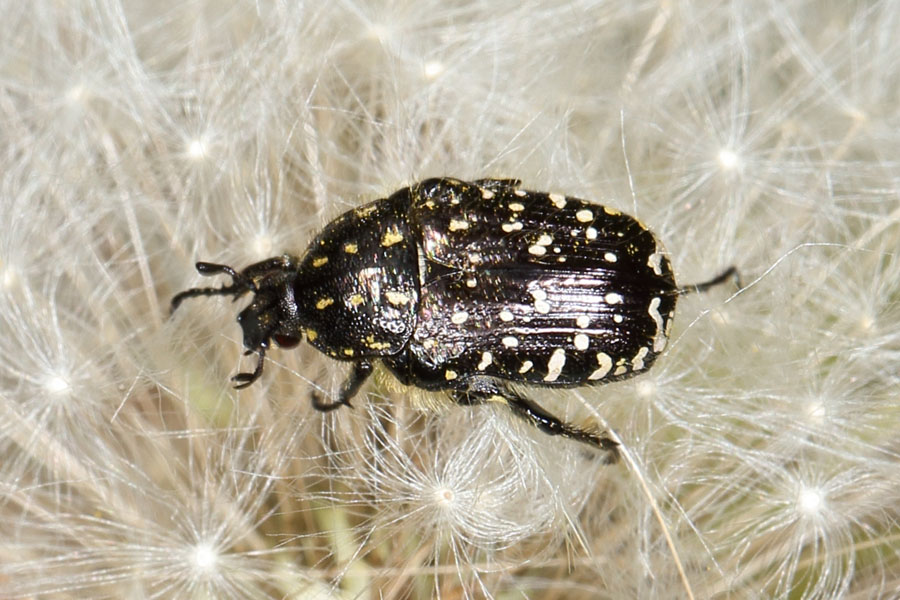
171,178,738,461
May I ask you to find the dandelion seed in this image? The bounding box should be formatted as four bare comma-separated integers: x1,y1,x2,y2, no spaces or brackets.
45,375,69,394
253,235,273,256
717,148,740,170
187,138,207,160
424,61,444,79
798,487,823,516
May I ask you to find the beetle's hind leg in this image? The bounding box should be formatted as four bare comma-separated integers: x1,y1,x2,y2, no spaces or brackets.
452,384,620,462
310,361,373,412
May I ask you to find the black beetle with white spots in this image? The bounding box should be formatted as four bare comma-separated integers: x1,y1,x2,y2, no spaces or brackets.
172,178,738,461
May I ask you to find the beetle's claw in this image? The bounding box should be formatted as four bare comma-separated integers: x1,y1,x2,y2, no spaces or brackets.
231,371,258,389
310,390,352,412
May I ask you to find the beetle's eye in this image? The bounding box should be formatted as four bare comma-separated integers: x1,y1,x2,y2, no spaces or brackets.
273,334,301,348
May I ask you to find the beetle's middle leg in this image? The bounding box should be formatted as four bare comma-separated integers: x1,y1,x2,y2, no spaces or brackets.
452,384,619,462
311,361,373,412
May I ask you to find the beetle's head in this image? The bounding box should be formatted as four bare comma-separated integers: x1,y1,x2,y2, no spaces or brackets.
236,286,302,353
170,257,301,388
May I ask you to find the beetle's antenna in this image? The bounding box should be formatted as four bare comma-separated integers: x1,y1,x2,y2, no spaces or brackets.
677,266,742,296
170,262,256,314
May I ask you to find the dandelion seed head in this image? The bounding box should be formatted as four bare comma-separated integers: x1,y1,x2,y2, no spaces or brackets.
717,148,740,170
44,374,70,394
191,542,218,573
804,398,826,423
423,61,444,80
4,1,898,597
856,311,875,334
367,22,391,42
1,264,18,289
186,138,208,161
433,485,456,507
636,379,656,398
65,83,87,104
252,234,274,256
797,486,823,516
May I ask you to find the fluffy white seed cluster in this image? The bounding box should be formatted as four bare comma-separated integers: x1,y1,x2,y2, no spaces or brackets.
0,2,897,599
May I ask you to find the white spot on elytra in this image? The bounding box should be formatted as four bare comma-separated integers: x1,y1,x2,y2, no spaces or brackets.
549,193,566,208
502,221,523,232
648,297,667,352
604,252,617,263
613,314,624,323
518,360,533,373
481,188,495,199
445,369,458,380
586,227,598,240
477,352,493,370
604,206,620,215
530,288,550,313
605,293,623,304
648,252,663,275
449,218,469,231
499,309,514,322
575,209,593,222
514,189,527,197
631,346,649,371
451,311,468,324
502,336,518,348
574,333,589,350
528,244,546,256
576,315,590,329
466,278,477,288
536,233,552,246
509,202,525,212
588,352,613,380
544,348,566,382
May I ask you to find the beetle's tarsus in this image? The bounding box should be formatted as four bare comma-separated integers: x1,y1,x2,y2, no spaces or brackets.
310,391,353,412
232,350,266,389
310,361,373,413
678,265,741,295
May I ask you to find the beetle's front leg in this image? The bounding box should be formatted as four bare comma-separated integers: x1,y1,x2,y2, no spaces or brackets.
452,384,619,462
311,360,373,412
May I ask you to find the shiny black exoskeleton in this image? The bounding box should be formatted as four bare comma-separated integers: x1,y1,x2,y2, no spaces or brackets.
172,178,739,460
